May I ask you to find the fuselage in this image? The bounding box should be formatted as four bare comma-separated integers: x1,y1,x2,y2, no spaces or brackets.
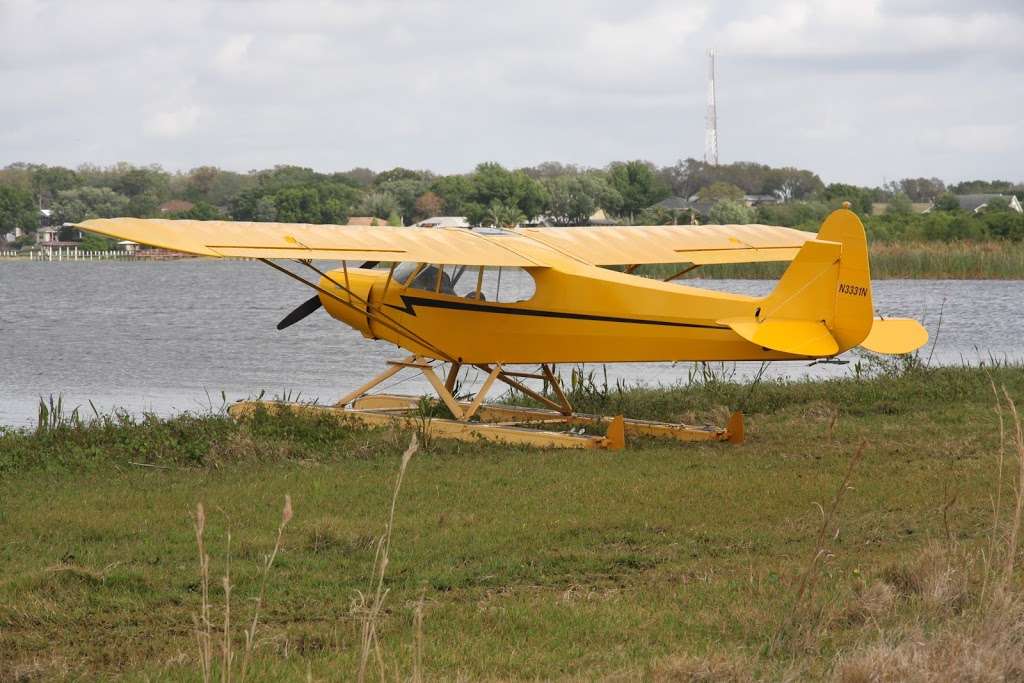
317,241,812,365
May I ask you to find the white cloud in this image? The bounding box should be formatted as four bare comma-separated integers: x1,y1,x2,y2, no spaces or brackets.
214,34,254,74
1,0,1022,184
144,105,202,138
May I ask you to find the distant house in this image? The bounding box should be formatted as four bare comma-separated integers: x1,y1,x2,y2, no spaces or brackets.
651,196,711,220
743,194,779,207
118,240,140,254
415,216,470,228
587,209,617,226
347,216,393,226
159,199,195,214
952,194,1022,214
36,226,59,244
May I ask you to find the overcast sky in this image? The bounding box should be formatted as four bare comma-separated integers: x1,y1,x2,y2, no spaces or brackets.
1,0,1021,186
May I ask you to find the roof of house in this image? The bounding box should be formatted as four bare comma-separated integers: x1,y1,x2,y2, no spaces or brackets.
955,194,1014,212
415,216,470,228
652,196,691,211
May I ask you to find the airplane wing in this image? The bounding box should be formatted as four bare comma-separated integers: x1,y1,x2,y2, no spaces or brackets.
75,218,541,267
516,224,817,265
77,218,815,269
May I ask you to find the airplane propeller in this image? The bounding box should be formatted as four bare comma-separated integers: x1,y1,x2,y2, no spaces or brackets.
276,261,378,330
277,295,322,330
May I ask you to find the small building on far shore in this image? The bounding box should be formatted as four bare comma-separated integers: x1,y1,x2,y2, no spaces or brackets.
415,216,470,228
118,240,140,254
953,194,1023,214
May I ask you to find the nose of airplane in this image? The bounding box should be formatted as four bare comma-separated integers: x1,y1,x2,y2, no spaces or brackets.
318,267,382,338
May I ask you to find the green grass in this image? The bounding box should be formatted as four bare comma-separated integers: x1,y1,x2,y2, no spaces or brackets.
637,240,1024,280
2,363,1024,680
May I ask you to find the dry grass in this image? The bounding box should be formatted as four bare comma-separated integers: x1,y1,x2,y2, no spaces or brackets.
353,434,418,682
189,495,293,682
831,386,1024,682
650,652,755,682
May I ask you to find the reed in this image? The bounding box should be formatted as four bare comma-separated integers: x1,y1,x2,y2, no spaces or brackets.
636,240,1024,280
354,435,418,682
188,496,292,682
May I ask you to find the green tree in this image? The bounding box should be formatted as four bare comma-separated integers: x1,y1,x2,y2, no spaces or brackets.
274,187,321,223
769,167,824,201
115,166,170,200
470,163,547,220
171,202,223,220
358,191,400,219
885,193,913,215
606,160,669,220
755,201,829,229
951,179,1015,194
708,199,755,224
0,185,37,234
31,166,80,207
377,179,430,223
51,187,130,223
254,196,277,222
256,165,322,192
542,174,609,226
184,166,254,206
823,183,875,215
933,192,961,212
895,177,945,202
981,210,1024,240
486,200,526,227
980,196,1011,213
697,181,745,203
430,175,475,216
374,167,432,184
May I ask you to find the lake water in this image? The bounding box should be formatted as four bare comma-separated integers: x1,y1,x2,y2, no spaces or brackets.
1,260,1020,428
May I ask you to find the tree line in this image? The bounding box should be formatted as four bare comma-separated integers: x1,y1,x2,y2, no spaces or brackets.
0,159,1021,246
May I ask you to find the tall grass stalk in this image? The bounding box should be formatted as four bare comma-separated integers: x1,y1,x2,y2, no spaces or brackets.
221,530,232,683
191,503,213,683
1001,389,1024,586
190,497,292,682
239,495,293,682
770,442,866,654
355,435,419,683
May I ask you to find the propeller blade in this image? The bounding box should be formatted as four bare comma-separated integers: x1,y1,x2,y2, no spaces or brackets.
277,295,322,330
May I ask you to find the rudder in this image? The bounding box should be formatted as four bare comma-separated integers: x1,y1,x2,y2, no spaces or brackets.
817,207,874,350
719,207,873,356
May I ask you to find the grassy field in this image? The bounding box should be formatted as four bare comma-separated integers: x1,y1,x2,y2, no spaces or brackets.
638,240,1024,280
2,362,1024,681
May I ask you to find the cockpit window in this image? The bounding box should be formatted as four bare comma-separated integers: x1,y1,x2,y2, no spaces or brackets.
392,262,455,294
393,263,536,303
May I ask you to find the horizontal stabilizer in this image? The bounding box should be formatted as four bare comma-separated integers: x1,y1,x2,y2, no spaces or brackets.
860,318,929,355
719,317,839,357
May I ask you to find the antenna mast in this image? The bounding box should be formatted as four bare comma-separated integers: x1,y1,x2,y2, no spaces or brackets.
704,48,719,166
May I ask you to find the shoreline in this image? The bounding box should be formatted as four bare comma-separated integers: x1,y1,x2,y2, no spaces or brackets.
4,240,1024,278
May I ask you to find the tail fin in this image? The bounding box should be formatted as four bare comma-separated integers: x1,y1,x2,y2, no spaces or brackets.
719,207,873,357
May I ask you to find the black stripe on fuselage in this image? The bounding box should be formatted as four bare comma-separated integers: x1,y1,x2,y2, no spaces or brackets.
384,294,728,330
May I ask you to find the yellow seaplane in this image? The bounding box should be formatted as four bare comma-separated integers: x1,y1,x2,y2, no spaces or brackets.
77,205,927,450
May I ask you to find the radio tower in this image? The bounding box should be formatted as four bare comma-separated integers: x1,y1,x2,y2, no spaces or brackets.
704,48,719,166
